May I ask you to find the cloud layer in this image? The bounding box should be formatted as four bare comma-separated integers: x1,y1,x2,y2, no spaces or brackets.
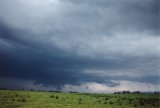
0,0,159,92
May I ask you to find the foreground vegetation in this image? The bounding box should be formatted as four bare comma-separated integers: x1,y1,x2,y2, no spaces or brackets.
0,90,159,108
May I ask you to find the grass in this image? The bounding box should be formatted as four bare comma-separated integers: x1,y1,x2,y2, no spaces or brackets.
0,90,159,108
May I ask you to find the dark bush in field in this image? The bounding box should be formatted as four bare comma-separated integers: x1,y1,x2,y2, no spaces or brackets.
104,97,109,100
27,94,30,98
17,99,21,101
109,101,114,104
103,102,107,104
15,94,19,97
22,98,26,102
78,101,82,104
128,98,134,104
55,96,59,99
50,95,55,98
119,103,122,106
139,99,145,106
79,98,82,101
96,100,101,103
132,99,140,107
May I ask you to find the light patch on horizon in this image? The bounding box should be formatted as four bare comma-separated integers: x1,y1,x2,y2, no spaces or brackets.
62,81,160,93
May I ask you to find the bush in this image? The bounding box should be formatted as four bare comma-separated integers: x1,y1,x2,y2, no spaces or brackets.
128,98,133,104
132,100,139,107
79,98,82,101
50,95,55,98
134,104,137,107
78,101,82,104
96,100,101,103
109,101,114,104
15,94,19,97
104,102,107,104
105,97,109,100
22,98,26,102
140,101,145,106
55,96,59,99
27,94,30,98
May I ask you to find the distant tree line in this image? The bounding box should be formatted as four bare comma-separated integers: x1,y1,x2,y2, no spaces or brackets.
0,88,159,94
114,91,160,94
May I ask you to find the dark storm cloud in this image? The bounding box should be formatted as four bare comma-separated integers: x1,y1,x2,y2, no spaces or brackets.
62,0,159,34
0,0,159,91
0,21,112,86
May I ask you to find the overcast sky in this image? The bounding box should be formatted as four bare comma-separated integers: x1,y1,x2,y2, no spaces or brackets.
0,0,159,93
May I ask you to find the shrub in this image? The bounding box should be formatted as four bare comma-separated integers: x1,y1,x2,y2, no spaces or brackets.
79,98,82,101
96,100,101,103
79,101,82,104
27,94,30,98
15,94,19,97
22,98,26,102
17,99,21,101
139,100,145,106
50,95,55,98
128,98,133,104
132,100,139,107
104,102,107,104
134,104,137,107
55,96,59,99
105,97,109,100
119,103,122,106
109,101,114,104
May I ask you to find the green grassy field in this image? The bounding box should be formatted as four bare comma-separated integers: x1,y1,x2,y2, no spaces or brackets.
0,90,159,108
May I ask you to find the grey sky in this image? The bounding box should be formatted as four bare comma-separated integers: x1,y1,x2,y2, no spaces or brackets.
0,0,159,92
